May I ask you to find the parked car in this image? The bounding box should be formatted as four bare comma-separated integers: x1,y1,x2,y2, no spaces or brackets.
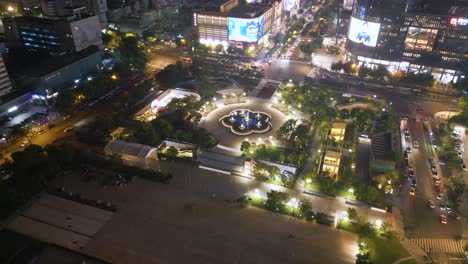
20,140,28,147
413,141,419,148
429,200,435,208
64,127,73,133
440,215,447,224
409,187,415,196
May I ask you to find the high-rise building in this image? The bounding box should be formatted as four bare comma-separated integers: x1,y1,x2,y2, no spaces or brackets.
194,0,288,50
345,0,468,83
3,14,103,53
0,55,13,97
39,0,108,28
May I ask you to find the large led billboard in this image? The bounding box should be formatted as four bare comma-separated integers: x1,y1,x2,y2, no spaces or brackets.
228,15,264,42
347,17,381,47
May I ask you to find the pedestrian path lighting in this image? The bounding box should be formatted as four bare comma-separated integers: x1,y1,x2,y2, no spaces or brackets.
375,219,382,229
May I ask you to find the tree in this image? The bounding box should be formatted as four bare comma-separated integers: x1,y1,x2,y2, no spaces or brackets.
197,75,217,98
265,190,290,212
299,199,312,216
370,65,389,81
299,41,315,57
331,61,343,72
240,141,251,153
358,65,372,78
113,35,147,73
346,208,359,223
165,146,179,160
276,119,297,141
343,61,357,74
372,173,387,186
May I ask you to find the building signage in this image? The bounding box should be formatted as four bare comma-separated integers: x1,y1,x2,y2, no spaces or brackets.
449,17,468,26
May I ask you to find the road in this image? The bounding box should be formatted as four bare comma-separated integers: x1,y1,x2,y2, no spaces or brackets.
1,50,180,161
263,59,313,81
400,118,463,239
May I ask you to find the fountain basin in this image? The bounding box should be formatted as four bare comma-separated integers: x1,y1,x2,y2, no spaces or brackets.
220,109,272,136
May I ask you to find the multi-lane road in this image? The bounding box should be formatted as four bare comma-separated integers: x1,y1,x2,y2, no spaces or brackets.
400,117,463,239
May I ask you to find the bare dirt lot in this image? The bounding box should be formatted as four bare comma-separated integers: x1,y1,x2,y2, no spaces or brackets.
52,173,358,264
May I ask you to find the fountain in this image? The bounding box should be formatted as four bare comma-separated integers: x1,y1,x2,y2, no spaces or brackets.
220,109,272,135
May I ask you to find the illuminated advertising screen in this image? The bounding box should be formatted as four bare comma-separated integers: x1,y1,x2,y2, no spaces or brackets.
228,15,264,42
283,0,299,11
347,17,381,47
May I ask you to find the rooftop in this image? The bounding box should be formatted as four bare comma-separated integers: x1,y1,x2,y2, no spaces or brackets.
324,150,342,160
229,1,271,17
198,0,276,18
332,122,347,130
21,46,101,78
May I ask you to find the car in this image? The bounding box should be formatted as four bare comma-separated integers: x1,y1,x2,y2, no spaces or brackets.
406,147,411,153
458,152,463,159
385,85,395,89
463,164,467,171
37,130,45,135
440,203,446,210
446,204,452,212
440,215,447,224
416,108,423,114
437,194,443,200
64,127,73,133
413,141,419,148
409,187,415,196
402,115,408,121
20,140,28,147
435,185,442,192
429,200,435,208
411,179,417,187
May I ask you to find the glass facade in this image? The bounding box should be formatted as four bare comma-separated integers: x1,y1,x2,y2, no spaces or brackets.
346,0,468,83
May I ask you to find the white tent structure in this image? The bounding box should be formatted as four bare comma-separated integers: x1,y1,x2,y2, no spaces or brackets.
104,140,158,168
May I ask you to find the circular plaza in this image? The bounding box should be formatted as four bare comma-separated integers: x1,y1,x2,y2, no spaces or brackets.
199,97,291,149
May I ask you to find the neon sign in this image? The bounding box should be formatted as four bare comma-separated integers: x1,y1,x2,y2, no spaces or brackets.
449,17,468,26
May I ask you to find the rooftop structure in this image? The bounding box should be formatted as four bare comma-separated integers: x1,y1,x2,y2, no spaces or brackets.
322,150,342,180
330,122,347,142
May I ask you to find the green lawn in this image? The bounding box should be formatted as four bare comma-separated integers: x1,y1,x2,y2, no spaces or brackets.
337,221,410,264
364,235,411,264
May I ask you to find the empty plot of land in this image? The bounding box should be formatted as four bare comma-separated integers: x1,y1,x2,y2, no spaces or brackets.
82,179,358,264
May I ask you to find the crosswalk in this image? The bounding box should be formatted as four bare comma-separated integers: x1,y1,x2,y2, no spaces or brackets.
411,238,465,254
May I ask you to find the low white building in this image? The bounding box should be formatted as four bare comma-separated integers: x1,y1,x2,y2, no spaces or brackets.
104,140,158,168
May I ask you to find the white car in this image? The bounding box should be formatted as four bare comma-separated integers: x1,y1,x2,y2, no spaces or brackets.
20,140,28,147
440,215,447,224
